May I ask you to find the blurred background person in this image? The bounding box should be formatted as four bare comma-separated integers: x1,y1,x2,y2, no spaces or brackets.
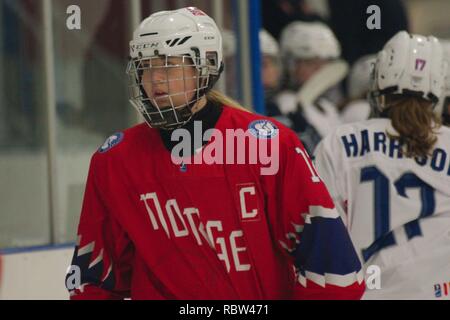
221,29,239,101
340,54,376,124
259,29,283,118
275,21,346,153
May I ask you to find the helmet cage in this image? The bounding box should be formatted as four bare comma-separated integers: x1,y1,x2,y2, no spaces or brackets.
127,53,221,130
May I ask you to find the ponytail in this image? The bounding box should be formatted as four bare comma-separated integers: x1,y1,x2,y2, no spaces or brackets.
386,95,441,158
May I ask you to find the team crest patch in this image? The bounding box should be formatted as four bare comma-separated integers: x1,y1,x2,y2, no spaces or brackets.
248,120,279,139
98,132,124,153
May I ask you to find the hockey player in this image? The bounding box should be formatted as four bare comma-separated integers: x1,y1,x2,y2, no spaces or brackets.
259,29,283,118
340,54,376,124
222,29,284,121
314,31,450,299
66,7,364,300
276,21,346,154
220,29,239,100
260,29,295,128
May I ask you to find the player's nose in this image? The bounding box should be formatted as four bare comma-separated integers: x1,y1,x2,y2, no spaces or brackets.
150,67,167,82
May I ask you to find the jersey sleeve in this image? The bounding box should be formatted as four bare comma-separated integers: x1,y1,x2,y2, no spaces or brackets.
268,131,364,299
66,155,134,300
313,134,349,225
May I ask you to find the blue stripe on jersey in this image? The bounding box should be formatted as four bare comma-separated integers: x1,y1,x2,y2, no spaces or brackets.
294,216,362,276
66,246,115,291
361,232,396,262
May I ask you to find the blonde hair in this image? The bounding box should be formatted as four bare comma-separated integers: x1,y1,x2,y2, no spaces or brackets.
206,90,251,113
386,95,441,158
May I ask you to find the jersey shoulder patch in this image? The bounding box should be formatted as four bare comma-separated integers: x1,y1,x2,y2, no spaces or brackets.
248,119,279,139
98,132,124,153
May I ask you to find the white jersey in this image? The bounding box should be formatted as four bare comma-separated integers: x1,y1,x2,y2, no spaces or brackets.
275,91,341,136
340,100,371,124
314,118,450,299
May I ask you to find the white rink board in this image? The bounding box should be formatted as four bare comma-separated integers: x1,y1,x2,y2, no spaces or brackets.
0,247,74,300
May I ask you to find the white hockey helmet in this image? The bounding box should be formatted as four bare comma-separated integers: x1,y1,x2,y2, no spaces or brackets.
369,31,447,113
280,21,340,60
348,54,377,100
126,7,223,130
260,29,279,57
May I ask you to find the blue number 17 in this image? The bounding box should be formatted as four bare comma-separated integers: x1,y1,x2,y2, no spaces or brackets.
360,166,435,262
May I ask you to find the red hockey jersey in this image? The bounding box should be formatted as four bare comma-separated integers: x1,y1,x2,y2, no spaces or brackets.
66,105,364,299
